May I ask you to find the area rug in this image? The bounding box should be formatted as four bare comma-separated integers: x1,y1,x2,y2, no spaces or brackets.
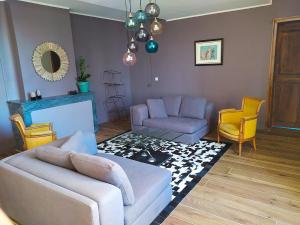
97,131,231,224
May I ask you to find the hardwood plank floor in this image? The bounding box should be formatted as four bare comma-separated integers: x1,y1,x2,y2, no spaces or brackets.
163,129,300,225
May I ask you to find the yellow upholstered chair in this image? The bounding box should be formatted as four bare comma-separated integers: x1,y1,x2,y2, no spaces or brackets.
217,97,265,156
10,114,56,150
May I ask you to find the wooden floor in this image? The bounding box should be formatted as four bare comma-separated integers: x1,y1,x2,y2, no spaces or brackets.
2,120,300,225
163,129,300,225
97,121,300,225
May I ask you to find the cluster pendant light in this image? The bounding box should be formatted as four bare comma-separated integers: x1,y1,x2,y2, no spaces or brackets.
123,0,163,66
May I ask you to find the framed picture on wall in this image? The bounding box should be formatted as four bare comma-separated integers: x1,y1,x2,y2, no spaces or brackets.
194,38,223,66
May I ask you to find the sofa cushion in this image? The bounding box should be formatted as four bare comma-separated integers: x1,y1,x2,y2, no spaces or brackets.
70,153,135,206
146,99,168,119
61,130,97,155
35,146,74,170
143,117,207,134
180,96,207,119
162,96,182,116
97,153,172,225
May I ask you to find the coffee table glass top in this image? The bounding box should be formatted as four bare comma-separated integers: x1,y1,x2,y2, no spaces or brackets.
132,127,184,142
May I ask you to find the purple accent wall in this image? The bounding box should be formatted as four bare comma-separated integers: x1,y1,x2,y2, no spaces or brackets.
7,0,78,98
70,14,132,123
129,0,300,127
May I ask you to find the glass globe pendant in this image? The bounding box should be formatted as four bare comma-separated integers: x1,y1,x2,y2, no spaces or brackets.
135,9,148,24
135,23,150,42
145,1,160,18
150,17,163,35
123,49,137,66
145,36,159,53
125,12,137,30
127,37,138,53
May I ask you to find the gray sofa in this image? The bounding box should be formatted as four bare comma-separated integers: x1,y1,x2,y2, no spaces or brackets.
0,137,172,225
130,96,214,144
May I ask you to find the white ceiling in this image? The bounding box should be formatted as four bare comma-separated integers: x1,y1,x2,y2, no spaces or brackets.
20,0,272,22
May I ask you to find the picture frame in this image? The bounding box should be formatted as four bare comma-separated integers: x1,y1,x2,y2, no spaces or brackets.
194,38,224,66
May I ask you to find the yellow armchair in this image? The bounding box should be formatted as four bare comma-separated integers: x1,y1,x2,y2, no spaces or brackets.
10,114,56,150
217,97,265,156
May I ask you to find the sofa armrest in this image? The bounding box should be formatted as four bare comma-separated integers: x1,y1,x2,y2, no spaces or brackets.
0,159,125,225
205,102,214,130
130,104,149,128
0,162,100,225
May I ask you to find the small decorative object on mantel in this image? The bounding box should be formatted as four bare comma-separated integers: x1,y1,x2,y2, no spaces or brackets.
76,56,91,93
68,90,78,95
30,91,37,101
194,38,224,66
123,0,164,66
36,89,42,99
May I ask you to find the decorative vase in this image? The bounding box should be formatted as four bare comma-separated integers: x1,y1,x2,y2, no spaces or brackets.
78,81,89,93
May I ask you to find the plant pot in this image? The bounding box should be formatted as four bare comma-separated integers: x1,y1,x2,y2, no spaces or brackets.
77,81,90,93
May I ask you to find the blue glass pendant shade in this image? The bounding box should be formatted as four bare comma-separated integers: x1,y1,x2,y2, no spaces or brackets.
145,37,159,53
135,10,148,23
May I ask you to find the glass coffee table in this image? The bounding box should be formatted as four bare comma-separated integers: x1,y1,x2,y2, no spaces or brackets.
129,127,185,165
132,127,185,142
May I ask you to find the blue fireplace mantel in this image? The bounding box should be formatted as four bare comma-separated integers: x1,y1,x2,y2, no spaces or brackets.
8,92,99,133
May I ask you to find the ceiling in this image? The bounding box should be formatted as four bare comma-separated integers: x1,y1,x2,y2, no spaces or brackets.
20,0,272,21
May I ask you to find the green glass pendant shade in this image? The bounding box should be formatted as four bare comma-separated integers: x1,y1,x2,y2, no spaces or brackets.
125,13,137,30
135,10,148,23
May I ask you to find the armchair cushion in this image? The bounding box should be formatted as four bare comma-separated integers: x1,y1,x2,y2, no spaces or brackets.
70,153,135,206
61,131,97,155
162,96,182,116
146,99,168,119
35,146,74,170
219,123,240,136
180,96,207,119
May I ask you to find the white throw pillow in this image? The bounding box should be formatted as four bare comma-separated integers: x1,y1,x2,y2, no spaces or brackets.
61,130,98,155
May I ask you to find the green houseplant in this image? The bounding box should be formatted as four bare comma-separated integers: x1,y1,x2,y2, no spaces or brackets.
77,56,91,93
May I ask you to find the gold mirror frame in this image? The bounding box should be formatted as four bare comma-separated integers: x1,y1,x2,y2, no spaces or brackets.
32,42,69,81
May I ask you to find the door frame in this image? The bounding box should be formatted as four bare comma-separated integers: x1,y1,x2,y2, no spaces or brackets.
266,16,300,128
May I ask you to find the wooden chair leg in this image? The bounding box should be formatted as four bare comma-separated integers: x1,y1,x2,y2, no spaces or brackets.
217,130,220,143
238,142,242,156
252,138,257,151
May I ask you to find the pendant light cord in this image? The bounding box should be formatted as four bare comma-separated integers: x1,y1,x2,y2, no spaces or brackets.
124,0,129,43
139,0,142,9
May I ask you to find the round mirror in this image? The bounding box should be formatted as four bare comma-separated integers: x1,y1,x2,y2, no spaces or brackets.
41,51,61,73
32,42,69,81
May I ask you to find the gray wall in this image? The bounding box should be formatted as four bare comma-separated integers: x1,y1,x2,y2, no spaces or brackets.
8,0,77,98
0,1,24,150
71,14,132,123
130,0,300,127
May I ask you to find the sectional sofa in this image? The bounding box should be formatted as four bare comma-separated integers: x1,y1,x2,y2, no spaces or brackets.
130,96,214,144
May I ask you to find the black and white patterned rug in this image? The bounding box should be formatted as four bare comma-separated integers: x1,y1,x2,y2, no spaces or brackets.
97,131,231,224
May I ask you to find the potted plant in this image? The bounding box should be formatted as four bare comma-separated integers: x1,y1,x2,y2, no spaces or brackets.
77,56,91,93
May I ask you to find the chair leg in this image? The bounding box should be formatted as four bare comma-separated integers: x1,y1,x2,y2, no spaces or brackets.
217,130,220,143
238,142,242,156
252,138,257,151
